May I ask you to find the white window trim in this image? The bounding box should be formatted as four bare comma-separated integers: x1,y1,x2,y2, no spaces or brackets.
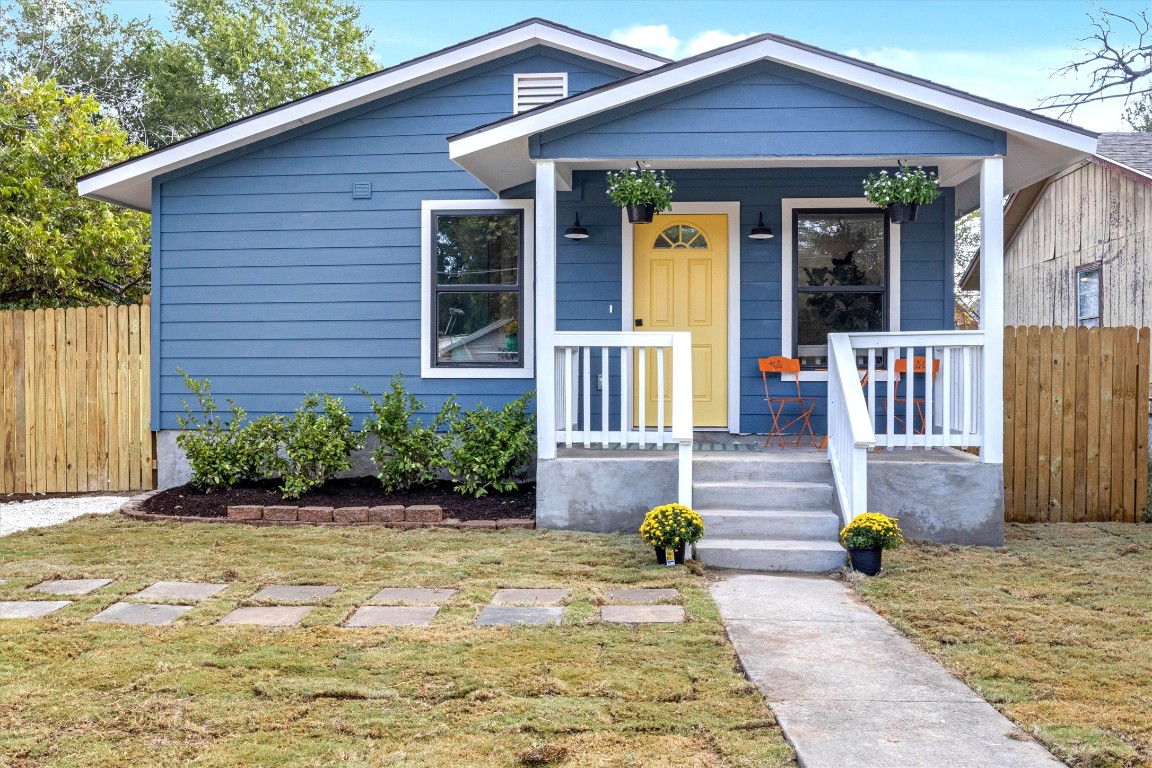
1075,261,1102,327
513,72,569,114
621,201,742,433
781,197,901,382
420,199,535,379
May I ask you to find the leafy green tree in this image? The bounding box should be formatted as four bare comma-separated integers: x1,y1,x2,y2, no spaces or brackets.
0,77,150,308
0,0,160,144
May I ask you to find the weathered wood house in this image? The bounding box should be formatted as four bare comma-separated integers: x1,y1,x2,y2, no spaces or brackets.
963,133,1152,327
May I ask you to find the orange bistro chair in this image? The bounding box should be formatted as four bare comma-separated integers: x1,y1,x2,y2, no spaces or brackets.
759,357,818,448
891,356,941,435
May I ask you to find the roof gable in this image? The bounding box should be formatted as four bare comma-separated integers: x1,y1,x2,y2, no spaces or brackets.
78,18,667,211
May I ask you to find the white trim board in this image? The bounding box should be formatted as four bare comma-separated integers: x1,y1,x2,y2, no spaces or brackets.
621,202,742,432
77,21,666,211
420,199,535,379
780,197,901,382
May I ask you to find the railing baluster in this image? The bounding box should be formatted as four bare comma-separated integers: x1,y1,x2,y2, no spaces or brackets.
867,348,876,426
656,346,665,448
942,346,953,446
563,347,573,448
961,346,972,449
903,347,914,450
619,347,629,447
582,346,591,448
924,346,934,448
885,346,897,449
638,347,647,449
601,346,610,449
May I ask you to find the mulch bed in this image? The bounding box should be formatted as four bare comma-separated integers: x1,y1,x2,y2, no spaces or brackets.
138,477,535,521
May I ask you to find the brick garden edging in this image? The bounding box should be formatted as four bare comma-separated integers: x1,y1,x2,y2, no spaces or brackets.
119,491,534,530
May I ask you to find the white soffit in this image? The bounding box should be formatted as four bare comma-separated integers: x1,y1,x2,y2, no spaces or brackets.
450,35,1099,194
77,20,667,211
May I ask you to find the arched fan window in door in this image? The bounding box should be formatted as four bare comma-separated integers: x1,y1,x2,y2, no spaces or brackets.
652,224,708,249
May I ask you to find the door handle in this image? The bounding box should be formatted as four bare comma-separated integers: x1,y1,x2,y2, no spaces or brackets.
635,319,643,327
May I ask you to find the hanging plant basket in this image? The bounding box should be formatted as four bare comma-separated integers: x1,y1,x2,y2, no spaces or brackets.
886,202,919,224
625,203,655,224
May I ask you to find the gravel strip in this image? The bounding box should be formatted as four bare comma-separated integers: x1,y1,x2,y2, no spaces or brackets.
0,496,129,536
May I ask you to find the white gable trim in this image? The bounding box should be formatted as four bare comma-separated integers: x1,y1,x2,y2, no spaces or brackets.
78,21,665,211
450,35,1096,162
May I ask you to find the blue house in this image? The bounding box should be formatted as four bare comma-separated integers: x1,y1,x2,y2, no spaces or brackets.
80,19,1098,568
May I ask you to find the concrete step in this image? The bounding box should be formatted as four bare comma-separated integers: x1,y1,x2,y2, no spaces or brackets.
692,481,833,511
700,509,841,540
693,454,833,484
695,538,847,573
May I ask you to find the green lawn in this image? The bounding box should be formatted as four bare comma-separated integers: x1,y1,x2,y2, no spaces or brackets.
0,515,794,767
853,523,1152,768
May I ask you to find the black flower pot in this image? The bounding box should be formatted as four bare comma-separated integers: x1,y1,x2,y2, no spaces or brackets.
848,546,883,575
654,543,686,565
886,202,919,224
626,203,655,224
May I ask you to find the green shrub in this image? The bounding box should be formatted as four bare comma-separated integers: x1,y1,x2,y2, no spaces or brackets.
358,375,459,492
276,392,365,499
175,368,280,490
447,392,535,498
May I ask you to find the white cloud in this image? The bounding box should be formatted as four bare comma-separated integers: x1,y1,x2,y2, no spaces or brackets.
611,24,681,59
845,45,1127,132
610,24,753,60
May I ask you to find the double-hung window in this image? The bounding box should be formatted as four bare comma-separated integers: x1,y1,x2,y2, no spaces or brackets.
421,200,533,378
793,209,889,367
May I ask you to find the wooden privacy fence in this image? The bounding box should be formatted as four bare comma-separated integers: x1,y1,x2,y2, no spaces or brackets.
0,304,153,494
1004,325,1150,523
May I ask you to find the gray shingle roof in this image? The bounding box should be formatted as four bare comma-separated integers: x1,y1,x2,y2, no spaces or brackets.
1097,132,1152,174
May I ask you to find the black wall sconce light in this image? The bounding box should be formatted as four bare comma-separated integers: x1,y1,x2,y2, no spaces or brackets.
563,212,589,240
749,212,774,240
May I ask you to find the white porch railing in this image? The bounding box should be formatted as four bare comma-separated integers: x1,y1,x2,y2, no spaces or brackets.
827,330,988,523
551,331,694,507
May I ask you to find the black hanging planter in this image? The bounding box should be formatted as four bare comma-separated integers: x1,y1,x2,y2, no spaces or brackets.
654,543,686,565
626,203,655,224
886,202,919,224
848,546,883,575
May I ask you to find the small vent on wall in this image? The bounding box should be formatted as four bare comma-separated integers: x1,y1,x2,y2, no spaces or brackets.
514,73,568,114
352,181,372,199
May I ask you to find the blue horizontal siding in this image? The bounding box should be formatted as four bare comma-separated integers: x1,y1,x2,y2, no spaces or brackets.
555,168,954,435
536,61,1005,159
154,46,630,429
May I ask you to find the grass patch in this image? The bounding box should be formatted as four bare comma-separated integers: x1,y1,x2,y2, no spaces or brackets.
0,515,793,767
852,523,1152,768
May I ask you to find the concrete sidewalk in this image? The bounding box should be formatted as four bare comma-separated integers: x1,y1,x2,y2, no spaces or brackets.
711,575,1064,768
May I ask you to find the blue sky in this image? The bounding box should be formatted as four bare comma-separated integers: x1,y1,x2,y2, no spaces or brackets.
109,0,1152,131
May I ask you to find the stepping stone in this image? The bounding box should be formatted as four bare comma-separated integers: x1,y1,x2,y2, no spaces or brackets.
604,588,679,604
249,585,338,603
370,588,457,604
0,600,71,619
29,578,112,596
345,606,439,627
476,606,564,626
218,606,313,627
89,602,191,626
601,605,685,624
491,588,569,605
132,581,228,603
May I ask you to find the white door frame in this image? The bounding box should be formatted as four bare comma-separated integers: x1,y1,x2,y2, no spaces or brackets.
621,201,741,433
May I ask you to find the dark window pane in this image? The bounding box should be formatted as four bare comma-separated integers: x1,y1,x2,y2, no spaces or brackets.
797,213,885,287
436,214,519,286
796,292,884,366
437,291,520,364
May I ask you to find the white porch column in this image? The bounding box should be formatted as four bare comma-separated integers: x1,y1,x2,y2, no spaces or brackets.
535,161,558,460
979,156,1004,464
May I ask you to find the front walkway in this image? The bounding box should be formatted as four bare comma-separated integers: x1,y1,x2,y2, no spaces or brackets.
711,575,1063,768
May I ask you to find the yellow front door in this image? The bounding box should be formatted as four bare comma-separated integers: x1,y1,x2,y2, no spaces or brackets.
633,214,728,428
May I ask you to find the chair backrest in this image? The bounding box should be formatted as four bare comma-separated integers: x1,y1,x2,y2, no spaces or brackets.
759,356,803,399
893,356,941,396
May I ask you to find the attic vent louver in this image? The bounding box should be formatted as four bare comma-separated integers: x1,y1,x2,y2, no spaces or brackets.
513,73,568,114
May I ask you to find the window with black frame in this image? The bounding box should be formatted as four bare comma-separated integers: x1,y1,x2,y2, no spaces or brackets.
794,210,888,367
433,211,523,367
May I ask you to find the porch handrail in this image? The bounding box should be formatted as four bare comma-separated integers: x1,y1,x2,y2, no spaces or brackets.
551,330,693,507
827,333,876,524
826,329,988,524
